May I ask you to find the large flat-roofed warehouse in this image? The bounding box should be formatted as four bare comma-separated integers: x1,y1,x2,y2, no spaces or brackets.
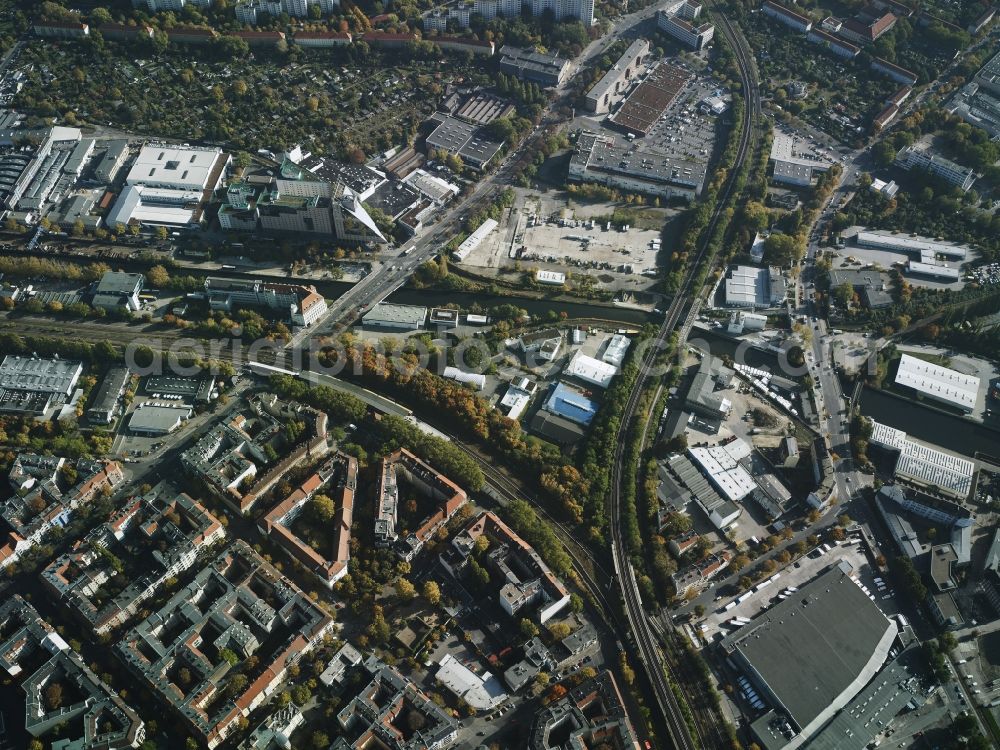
856,231,967,260
425,115,505,170
361,303,428,330
724,265,787,307
498,45,570,86
894,353,979,413
568,131,706,201
0,355,83,415
610,62,691,135
720,561,897,750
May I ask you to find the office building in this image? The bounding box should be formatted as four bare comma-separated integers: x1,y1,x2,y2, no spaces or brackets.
93,139,130,184
498,45,571,86
518,327,563,362
117,542,334,749
41,490,225,634
569,130,705,202
585,39,650,114
896,143,976,191
259,452,356,588
219,159,386,244
375,448,468,560
205,277,327,327
728,310,767,334
720,562,897,750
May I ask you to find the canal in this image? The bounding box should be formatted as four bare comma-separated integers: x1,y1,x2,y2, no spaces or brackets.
859,386,1000,460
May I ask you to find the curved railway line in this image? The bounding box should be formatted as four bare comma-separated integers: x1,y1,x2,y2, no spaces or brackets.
608,7,760,750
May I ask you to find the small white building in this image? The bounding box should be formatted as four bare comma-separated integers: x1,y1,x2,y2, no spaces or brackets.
727,311,767,334
536,270,566,285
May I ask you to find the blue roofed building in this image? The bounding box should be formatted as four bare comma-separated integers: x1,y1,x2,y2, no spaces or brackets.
544,383,598,426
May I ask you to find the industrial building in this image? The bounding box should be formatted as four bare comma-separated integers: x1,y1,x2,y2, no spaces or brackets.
454,217,497,261
565,350,619,389
896,143,976,192
128,404,192,435
498,45,571,86
91,270,144,312
204,277,328,327
108,143,231,228
542,382,599,426
683,355,734,423
85,366,131,424
905,260,961,281
425,114,505,170
688,438,756,504
724,265,787,307
893,353,979,413
856,230,967,260
498,378,535,421
518,328,563,362
770,132,832,187
868,420,975,497
601,334,631,367
720,561,897,750
93,139,130,183
728,310,767,333
585,39,650,113
665,452,743,529
361,302,427,330
0,355,83,416
568,130,706,201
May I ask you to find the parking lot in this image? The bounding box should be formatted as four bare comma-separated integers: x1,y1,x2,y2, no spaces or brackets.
701,536,892,642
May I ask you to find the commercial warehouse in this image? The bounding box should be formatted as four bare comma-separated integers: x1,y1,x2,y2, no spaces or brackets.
894,353,979,413
869,420,975,497
905,260,961,282
856,231,967,260
585,39,650,114
720,561,897,750
361,303,427,330
610,62,691,135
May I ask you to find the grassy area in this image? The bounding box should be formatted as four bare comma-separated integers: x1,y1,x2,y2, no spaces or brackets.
899,349,952,368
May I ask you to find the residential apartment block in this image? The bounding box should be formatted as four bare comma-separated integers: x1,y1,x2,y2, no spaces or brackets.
895,143,976,191
331,656,460,750
116,542,335,749
443,511,571,624
259,452,356,588
41,490,225,634
234,0,337,23
181,393,329,512
657,1,715,50
0,595,145,749
374,448,468,560
762,1,813,32
0,456,124,570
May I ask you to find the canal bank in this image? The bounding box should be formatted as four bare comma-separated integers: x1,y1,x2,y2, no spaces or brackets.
858,386,1000,459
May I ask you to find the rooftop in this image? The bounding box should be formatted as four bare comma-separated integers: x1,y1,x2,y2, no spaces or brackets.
894,354,980,412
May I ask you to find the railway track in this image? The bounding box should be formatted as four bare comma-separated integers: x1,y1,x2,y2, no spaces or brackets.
608,7,760,750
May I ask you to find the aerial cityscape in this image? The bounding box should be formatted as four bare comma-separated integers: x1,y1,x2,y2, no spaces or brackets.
0,0,997,748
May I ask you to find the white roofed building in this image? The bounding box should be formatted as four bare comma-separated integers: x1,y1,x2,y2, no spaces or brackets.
894,354,979,413
601,334,631,368
565,351,618,389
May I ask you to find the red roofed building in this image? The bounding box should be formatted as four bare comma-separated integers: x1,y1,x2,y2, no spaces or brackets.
165,26,218,45
873,103,899,131
259,452,357,589
839,10,897,43
871,56,918,85
34,21,89,39
97,23,155,41
363,31,420,47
